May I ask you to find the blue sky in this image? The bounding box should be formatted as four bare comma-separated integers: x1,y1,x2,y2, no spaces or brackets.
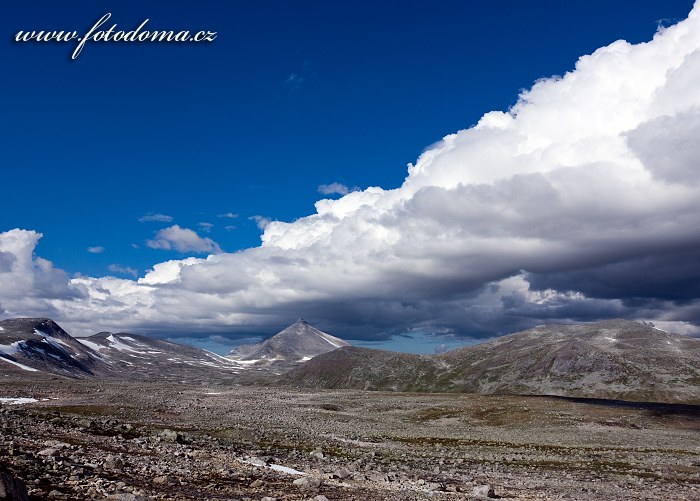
2,1,699,353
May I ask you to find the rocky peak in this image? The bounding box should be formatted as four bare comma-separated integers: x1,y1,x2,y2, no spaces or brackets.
227,319,351,367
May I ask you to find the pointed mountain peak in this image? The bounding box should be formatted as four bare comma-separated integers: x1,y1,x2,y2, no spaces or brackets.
227,318,350,363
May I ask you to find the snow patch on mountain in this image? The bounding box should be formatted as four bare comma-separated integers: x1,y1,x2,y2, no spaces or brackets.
0,341,23,356
0,356,39,372
76,338,103,352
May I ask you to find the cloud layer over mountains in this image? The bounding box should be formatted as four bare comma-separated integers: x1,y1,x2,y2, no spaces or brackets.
2,3,700,340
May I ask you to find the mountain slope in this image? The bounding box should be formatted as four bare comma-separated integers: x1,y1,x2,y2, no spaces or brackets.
0,318,108,378
78,332,243,382
228,318,350,371
283,320,700,404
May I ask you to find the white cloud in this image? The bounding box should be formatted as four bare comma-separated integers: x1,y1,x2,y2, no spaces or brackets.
146,225,222,254
218,212,238,219
318,182,359,196
0,229,85,318
249,215,272,231
107,264,138,277
87,246,105,254
139,257,203,285
198,222,214,233
3,4,700,340
139,213,173,223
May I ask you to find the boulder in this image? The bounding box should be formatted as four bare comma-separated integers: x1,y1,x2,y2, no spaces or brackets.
0,472,29,501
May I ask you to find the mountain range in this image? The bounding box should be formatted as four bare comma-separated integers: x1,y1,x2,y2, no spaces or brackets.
0,317,347,382
2,317,699,404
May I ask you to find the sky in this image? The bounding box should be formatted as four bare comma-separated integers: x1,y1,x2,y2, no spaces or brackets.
1,0,699,354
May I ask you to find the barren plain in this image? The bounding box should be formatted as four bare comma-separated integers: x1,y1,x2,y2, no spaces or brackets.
1,374,699,500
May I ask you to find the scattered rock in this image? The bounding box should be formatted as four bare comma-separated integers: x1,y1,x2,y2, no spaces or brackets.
293,476,322,490
152,475,176,486
0,471,30,501
106,494,144,501
37,448,59,457
159,429,182,444
248,457,266,467
103,456,124,471
0,375,696,501
473,484,497,498
331,467,351,479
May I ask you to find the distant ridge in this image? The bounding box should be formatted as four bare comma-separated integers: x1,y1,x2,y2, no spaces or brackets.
282,319,700,404
0,318,240,382
79,331,242,381
227,318,350,370
0,317,350,381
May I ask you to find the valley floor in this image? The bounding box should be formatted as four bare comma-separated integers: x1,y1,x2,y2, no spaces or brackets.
0,375,699,500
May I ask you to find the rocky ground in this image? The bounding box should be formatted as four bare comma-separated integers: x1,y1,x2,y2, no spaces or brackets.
1,375,699,500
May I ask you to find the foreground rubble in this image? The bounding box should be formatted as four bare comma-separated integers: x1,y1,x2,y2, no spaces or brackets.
0,376,698,500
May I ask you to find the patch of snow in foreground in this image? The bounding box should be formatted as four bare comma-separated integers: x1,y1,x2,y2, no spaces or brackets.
0,326,4,331
269,464,306,475
298,356,313,362
0,397,38,405
0,357,39,372
241,459,305,475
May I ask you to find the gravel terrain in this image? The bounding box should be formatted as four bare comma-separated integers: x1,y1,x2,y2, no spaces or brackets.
1,374,698,500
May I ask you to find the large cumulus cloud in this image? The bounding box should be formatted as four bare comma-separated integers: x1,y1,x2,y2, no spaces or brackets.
0,230,86,319
3,4,700,339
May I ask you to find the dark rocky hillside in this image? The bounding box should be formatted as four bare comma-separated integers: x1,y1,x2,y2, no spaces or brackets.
283,320,700,404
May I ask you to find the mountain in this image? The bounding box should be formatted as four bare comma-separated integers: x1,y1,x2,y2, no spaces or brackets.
283,319,700,404
0,318,109,378
227,318,350,372
0,318,244,382
78,331,243,382
0,317,346,382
